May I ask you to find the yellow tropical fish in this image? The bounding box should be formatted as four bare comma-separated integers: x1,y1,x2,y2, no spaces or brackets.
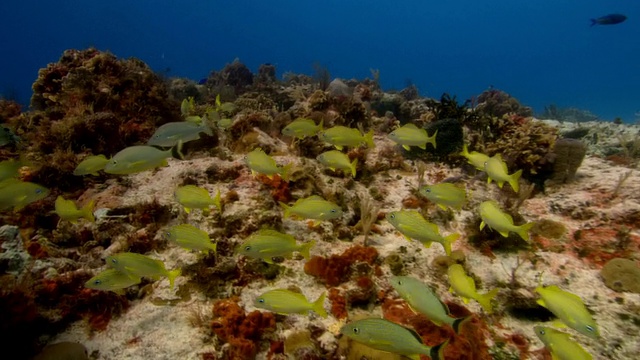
236,229,315,264
535,285,599,339
484,154,522,192
385,210,459,255
147,120,213,147
255,289,327,318
0,158,23,183
388,123,437,151
104,142,183,174
106,252,181,290
164,224,217,254
0,179,49,211
447,264,499,313
340,318,446,360
181,96,195,117
279,195,342,221
175,185,221,214
317,150,358,177
390,276,468,333
534,326,592,360
282,118,323,139
459,144,489,170
320,126,374,150
84,269,141,295
419,183,467,211
478,200,534,241
245,148,292,180
73,154,109,176
54,196,95,223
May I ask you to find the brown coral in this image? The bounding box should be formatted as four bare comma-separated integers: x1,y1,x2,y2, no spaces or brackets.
304,245,379,287
211,297,276,360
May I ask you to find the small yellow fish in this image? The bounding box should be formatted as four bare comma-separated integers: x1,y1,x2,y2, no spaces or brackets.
478,200,534,241
84,268,141,294
385,210,460,255
147,120,213,147
535,285,599,339
236,229,315,264
390,276,468,333
279,195,342,221
534,326,593,360
317,150,358,177
388,123,437,151
164,224,217,254
419,183,467,211
106,252,181,290
104,142,183,175
32,342,88,360
484,154,522,192
181,97,195,117
0,180,49,211
73,154,109,176
320,126,375,150
255,289,327,318
340,318,446,360
245,148,292,180
447,264,499,313
175,185,221,214
282,118,323,139
54,196,95,223
459,144,489,170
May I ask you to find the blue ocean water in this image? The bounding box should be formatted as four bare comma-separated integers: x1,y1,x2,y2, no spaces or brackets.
1,0,638,121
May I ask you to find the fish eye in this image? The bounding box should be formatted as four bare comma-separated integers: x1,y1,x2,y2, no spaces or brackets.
110,258,118,264
257,298,265,303
352,327,360,334
245,246,251,251
538,328,545,335
586,325,595,333
93,279,102,285
330,209,337,213
35,189,43,194
424,188,431,193
397,280,403,285
389,214,395,219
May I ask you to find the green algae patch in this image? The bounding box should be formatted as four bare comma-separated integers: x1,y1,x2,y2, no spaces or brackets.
600,258,640,293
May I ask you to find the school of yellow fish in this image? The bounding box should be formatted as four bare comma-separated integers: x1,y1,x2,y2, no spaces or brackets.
0,96,600,360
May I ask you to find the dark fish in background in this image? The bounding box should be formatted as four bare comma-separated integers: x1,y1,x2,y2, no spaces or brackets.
591,14,627,26
198,78,208,85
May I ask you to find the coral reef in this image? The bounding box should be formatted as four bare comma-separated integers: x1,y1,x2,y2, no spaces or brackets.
304,245,379,287
549,138,587,183
211,297,276,359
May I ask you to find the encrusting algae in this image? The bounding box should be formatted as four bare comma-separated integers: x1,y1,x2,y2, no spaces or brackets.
1,49,635,360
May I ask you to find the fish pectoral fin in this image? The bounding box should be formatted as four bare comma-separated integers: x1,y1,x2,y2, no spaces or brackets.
402,145,411,151
536,299,547,308
499,230,510,237
422,241,433,248
479,221,486,230
552,319,567,329
418,143,426,149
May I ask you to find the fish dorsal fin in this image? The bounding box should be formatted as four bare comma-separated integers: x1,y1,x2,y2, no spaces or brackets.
404,123,419,130
305,195,324,201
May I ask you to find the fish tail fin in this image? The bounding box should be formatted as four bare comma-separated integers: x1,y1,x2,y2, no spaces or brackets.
280,163,293,182
213,189,222,212
429,129,438,149
167,268,181,290
299,240,316,260
477,288,499,314
201,114,215,136
171,140,184,160
429,339,448,360
279,202,291,218
82,200,96,222
451,316,472,334
460,143,469,157
312,292,328,318
508,169,522,193
516,222,535,242
364,129,375,148
443,233,461,256
590,19,597,26
350,158,358,178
